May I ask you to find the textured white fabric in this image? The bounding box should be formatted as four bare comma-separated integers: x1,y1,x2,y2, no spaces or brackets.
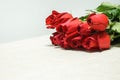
0,35,120,80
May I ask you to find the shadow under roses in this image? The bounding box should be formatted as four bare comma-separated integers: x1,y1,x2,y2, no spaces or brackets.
111,43,120,47
111,38,120,47
46,44,105,53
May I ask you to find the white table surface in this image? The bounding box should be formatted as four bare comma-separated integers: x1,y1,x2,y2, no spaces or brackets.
0,35,120,80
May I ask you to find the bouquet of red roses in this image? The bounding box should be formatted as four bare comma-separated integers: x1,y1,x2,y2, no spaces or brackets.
45,2,120,51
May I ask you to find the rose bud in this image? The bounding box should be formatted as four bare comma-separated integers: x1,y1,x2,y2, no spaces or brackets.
82,31,110,50
69,36,82,49
87,13,109,31
56,17,82,33
97,31,110,50
65,31,83,49
66,18,82,34
60,39,71,49
46,10,59,28
82,34,99,50
50,32,64,46
77,22,92,36
46,10,73,29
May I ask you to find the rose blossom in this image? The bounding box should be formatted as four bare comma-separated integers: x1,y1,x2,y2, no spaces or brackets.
50,32,71,49
50,32,64,46
77,22,92,36
56,17,82,33
82,31,110,50
69,36,82,49
82,34,98,50
87,13,109,31
65,31,83,49
97,31,110,50
46,10,59,28
46,10,73,29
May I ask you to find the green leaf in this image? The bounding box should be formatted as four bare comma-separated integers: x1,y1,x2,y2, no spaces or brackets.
96,2,120,22
96,2,117,12
112,22,120,33
103,9,120,21
117,5,120,9
79,15,88,21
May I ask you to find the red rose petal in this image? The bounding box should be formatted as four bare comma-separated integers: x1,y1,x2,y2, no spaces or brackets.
87,13,109,31
97,32,110,50
82,35,98,50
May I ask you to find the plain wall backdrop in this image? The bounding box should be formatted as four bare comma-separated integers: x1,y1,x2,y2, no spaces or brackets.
0,0,120,43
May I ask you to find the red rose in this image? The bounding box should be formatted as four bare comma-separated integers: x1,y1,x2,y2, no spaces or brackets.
77,22,92,36
97,31,110,50
50,32,71,49
55,18,73,33
46,10,73,29
82,31,110,50
66,18,82,34
50,32,64,46
87,13,109,31
69,36,82,49
82,34,98,50
46,10,59,28
56,17,82,33
54,12,73,26
65,31,83,49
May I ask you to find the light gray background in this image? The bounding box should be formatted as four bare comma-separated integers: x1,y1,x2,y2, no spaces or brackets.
0,0,120,43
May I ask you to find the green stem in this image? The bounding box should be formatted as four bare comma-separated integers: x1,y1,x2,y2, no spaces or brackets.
113,35,120,39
